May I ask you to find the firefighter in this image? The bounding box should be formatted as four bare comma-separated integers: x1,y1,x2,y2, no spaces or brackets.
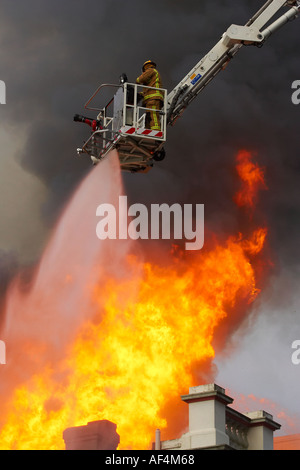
136,60,164,131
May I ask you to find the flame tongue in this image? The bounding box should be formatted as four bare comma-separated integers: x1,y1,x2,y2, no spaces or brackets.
0,150,269,450
234,149,267,209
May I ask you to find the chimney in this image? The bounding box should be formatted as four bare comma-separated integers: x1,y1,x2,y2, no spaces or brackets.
245,411,281,450
181,384,233,449
63,420,120,450
158,383,281,450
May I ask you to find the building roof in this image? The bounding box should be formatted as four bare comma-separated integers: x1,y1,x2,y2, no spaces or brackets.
274,434,300,451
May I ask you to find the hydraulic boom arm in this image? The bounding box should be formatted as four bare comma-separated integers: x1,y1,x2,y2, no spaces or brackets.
167,0,300,125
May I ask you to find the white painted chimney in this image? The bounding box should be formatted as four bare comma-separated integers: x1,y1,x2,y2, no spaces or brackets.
157,383,281,451
181,383,233,449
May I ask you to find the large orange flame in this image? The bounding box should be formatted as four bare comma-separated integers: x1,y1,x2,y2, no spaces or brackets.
0,150,269,449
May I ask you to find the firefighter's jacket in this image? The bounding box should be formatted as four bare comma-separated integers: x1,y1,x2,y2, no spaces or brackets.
136,67,164,102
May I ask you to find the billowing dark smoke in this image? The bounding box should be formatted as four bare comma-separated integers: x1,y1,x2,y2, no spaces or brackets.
0,0,299,423
0,251,19,328
0,0,298,260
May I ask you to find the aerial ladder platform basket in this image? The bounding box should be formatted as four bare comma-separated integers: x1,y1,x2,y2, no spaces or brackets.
77,82,167,173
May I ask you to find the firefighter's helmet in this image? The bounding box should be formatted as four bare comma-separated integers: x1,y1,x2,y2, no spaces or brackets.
142,60,156,72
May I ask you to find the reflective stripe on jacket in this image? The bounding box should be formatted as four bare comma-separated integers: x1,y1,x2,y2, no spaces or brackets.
136,67,164,101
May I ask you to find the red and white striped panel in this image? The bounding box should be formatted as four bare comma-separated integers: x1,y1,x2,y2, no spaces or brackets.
120,126,163,139
121,126,136,135
137,128,163,138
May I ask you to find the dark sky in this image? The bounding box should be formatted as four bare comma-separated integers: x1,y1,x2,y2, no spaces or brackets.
0,0,299,428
